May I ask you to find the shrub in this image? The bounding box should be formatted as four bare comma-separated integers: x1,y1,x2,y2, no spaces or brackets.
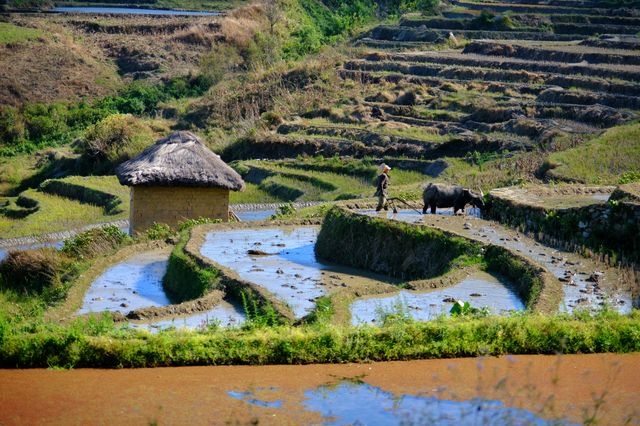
146,223,173,241
77,114,154,172
270,202,297,219
22,103,69,142
200,43,244,86
0,106,25,145
62,226,130,260
260,111,284,128
0,248,69,293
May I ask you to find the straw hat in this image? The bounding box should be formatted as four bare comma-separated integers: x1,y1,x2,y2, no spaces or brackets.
378,163,391,174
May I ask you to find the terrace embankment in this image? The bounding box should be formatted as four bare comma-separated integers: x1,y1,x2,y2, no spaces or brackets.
487,184,640,264
228,14,640,196
316,207,560,313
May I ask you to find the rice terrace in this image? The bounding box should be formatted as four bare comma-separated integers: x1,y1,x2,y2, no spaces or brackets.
0,0,639,424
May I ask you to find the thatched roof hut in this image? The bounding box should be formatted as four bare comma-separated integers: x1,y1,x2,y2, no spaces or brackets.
117,131,244,234
117,131,244,190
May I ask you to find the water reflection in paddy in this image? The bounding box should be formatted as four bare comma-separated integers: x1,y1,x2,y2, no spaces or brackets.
229,381,575,426
235,209,275,222
78,249,170,315
350,271,524,325
200,227,398,319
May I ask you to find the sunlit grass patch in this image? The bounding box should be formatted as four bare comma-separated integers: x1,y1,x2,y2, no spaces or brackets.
0,189,124,238
0,22,43,45
548,122,640,185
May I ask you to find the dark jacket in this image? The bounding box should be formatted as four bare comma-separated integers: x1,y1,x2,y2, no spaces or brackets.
375,173,390,196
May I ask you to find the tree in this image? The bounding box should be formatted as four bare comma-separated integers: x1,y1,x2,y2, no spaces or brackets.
264,0,281,36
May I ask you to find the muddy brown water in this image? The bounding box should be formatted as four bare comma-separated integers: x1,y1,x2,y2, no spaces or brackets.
359,209,634,313
0,353,637,425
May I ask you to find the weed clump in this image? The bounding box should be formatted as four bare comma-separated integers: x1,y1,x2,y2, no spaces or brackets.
0,248,70,294
145,223,174,241
62,225,131,260
75,114,154,174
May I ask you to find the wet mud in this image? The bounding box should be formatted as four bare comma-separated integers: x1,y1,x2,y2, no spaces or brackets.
359,209,633,313
350,271,524,325
77,249,171,315
1,353,637,425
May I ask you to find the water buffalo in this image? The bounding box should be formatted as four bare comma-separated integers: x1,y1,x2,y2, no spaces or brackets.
422,183,485,215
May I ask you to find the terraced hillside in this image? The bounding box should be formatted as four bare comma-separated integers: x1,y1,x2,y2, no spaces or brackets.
223,0,640,197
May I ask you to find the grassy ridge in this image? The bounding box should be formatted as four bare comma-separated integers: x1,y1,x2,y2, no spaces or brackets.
547,122,640,185
0,23,43,44
316,206,483,280
1,311,639,368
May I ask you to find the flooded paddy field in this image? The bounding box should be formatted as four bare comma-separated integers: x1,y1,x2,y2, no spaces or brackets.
199,226,400,319
198,225,530,323
351,271,524,325
78,249,171,315
1,353,637,425
360,209,635,314
77,247,246,331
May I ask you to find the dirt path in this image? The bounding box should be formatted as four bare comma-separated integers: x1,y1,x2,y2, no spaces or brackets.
1,354,638,425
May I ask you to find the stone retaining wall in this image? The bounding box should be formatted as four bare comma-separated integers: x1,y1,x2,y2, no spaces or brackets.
487,185,640,264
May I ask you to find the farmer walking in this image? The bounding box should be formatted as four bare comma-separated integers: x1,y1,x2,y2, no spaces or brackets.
375,163,391,212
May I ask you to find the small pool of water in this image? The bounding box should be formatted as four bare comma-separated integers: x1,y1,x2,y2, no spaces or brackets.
235,210,275,222
130,300,246,332
350,271,524,325
51,6,220,15
78,250,170,315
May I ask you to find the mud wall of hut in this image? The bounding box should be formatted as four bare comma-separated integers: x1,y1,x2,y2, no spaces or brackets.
130,187,229,234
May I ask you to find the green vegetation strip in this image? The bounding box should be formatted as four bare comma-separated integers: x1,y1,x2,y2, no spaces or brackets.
163,228,221,304
1,312,639,368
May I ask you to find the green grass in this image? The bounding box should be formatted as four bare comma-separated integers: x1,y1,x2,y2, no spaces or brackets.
229,182,282,204
0,23,43,45
238,159,429,203
301,118,452,143
0,180,128,238
54,175,129,201
548,122,640,185
1,310,639,368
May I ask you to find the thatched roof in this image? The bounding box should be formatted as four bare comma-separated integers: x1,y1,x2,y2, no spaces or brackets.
116,131,245,191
